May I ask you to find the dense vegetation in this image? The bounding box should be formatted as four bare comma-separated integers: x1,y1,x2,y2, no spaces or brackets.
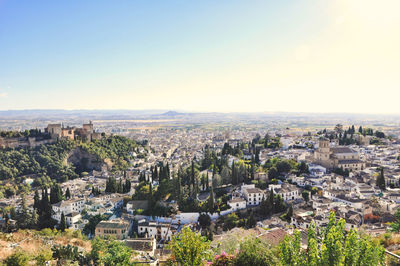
0,229,137,265
167,212,387,266
319,124,388,146
0,129,49,139
280,212,386,266
0,135,137,198
79,135,137,172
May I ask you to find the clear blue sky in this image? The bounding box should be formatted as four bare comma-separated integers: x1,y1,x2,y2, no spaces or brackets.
1,0,399,113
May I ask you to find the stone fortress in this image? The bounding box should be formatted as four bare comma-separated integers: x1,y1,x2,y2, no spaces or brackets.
0,121,102,149
46,121,102,142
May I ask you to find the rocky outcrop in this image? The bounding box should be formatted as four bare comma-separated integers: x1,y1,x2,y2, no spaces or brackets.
65,147,112,172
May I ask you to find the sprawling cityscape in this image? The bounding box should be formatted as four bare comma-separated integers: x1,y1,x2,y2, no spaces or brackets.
1,0,400,265
1,113,400,265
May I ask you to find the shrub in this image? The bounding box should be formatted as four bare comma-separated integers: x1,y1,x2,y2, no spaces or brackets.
35,249,53,266
213,251,235,265
5,251,30,266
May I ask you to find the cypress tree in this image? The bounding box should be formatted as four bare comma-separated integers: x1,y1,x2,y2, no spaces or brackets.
209,183,215,213
117,178,123,193
39,188,54,229
377,168,386,190
206,172,210,191
39,189,46,215
149,181,153,201
251,162,255,180
110,176,117,193
105,178,109,192
124,179,131,193
268,189,274,212
65,188,71,200
50,184,63,204
255,148,260,164
159,165,164,182
191,161,195,187
166,162,170,179
33,190,41,212
231,161,236,185
247,211,256,228
154,166,158,180
60,212,66,232
286,205,293,222
49,186,55,204
177,170,182,203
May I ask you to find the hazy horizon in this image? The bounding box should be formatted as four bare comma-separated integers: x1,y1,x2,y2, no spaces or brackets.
1,108,400,117
1,0,399,113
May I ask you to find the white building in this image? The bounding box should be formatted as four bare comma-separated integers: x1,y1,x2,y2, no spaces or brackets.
243,187,265,206
65,212,83,229
269,184,300,201
228,197,247,211
308,164,327,177
52,199,85,223
137,220,179,242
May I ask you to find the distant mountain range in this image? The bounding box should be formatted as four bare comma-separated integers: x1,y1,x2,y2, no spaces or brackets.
159,111,186,116
0,109,399,122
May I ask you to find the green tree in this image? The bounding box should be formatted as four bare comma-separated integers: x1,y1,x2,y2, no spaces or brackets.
224,213,239,231
311,187,319,196
208,183,215,213
16,195,35,229
105,176,117,193
280,211,386,266
280,230,303,266
123,179,131,193
268,167,278,180
168,226,210,266
83,214,108,236
89,237,133,265
38,189,56,229
246,211,256,228
376,168,386,190
33,190,41,211
307,222,319,266
102,241,133,266
198,213,211,229
298,161,309,174
285,205,293,222
60,212,66,232
390,208,400,232
65,187,71,199
344,229,359,266
50,184,63,204
235,237,279,266
302,191,310,203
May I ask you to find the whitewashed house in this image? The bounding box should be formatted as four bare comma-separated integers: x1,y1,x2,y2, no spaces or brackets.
52,199,85,223
228,197,247,211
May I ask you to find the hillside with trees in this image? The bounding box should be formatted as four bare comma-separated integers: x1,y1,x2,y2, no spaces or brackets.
0,135,138,198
